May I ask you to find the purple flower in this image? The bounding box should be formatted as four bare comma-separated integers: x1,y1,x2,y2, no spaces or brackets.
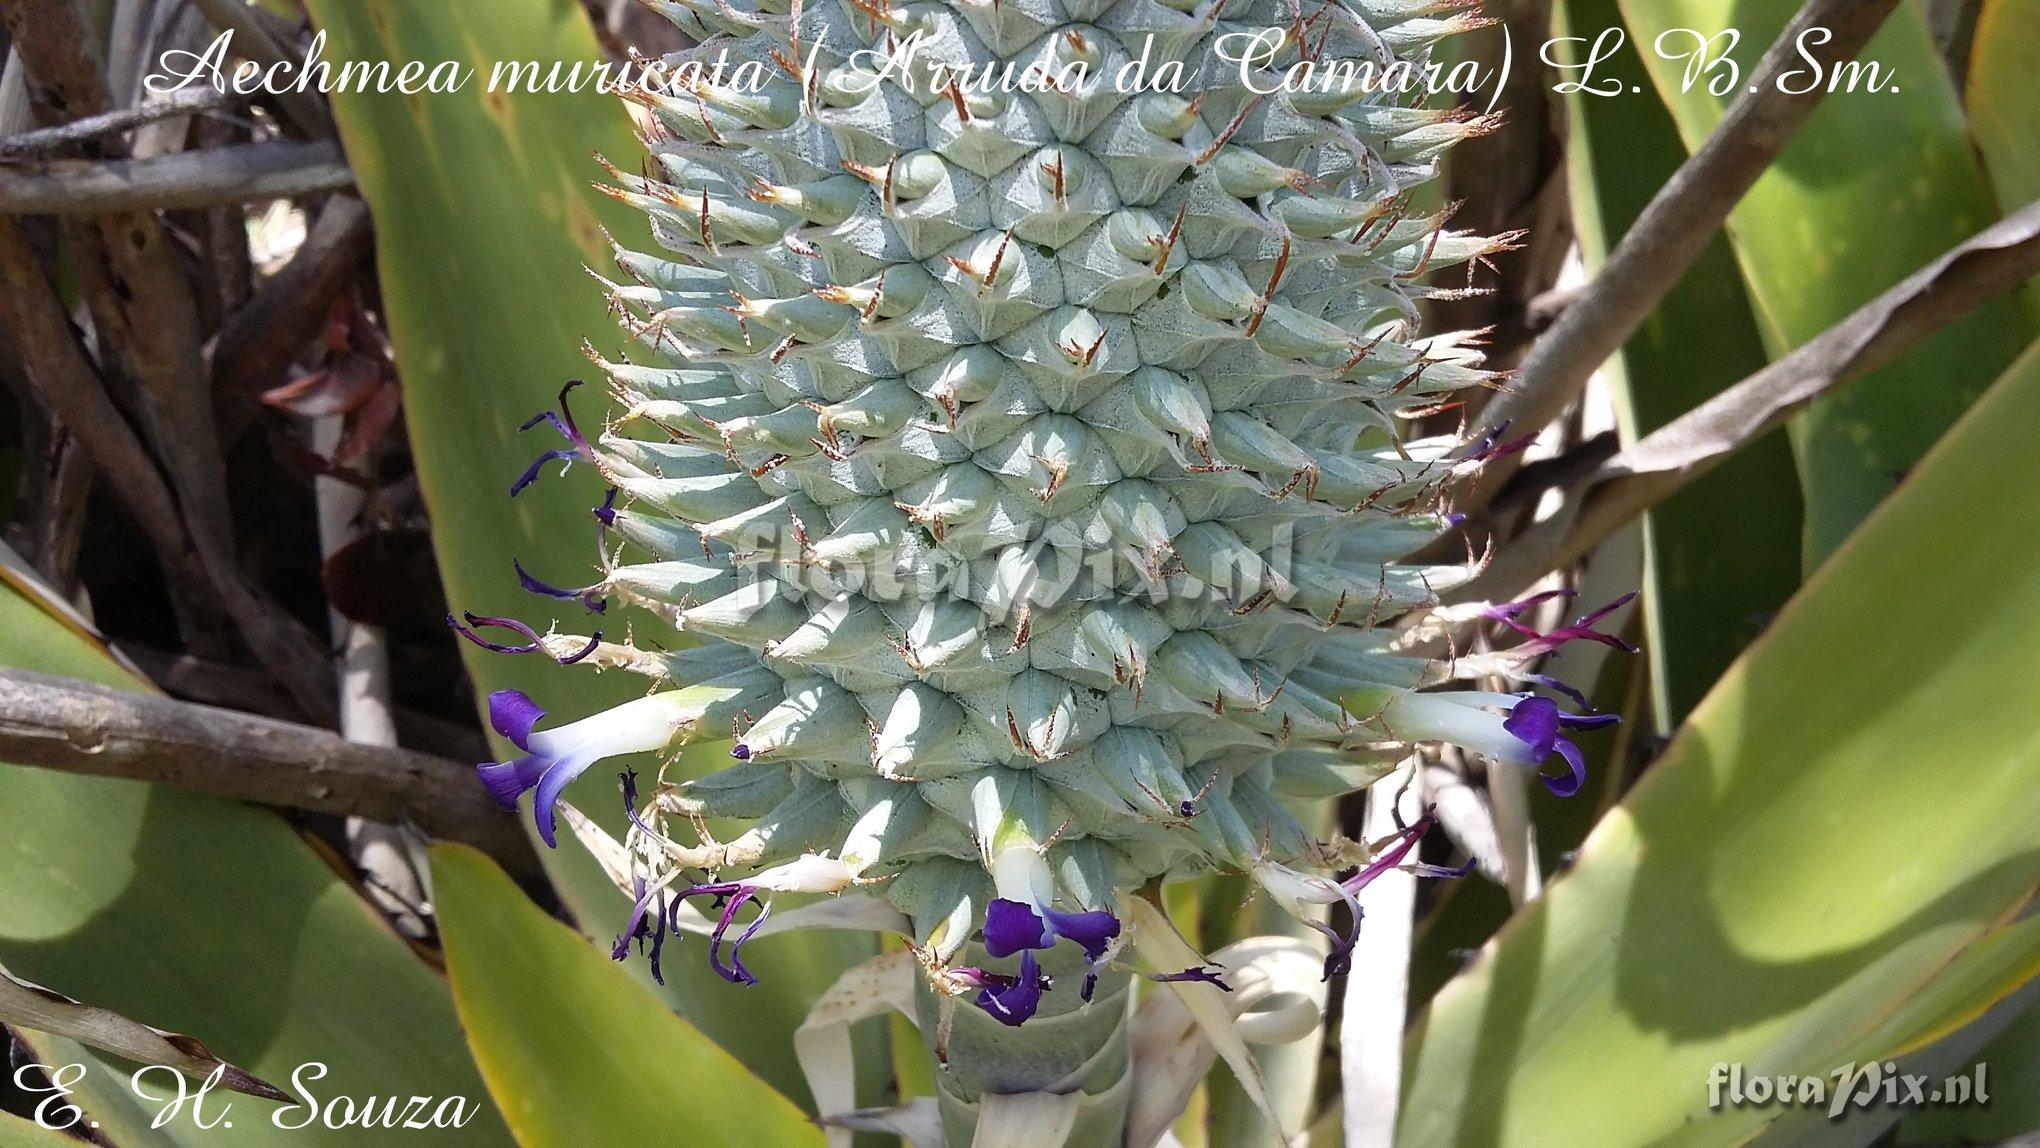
1315,806,1471,980
511,380,597,497
474,689,688,847
1502,696,1614,797
1384,690,1617,800
476,690,548,808
983,898,1122,961
1485,590,1639,657
981,896,1123,1006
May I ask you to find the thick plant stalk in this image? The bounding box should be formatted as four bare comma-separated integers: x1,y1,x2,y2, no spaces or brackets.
450,0,1638,1141
917,943,1133,1146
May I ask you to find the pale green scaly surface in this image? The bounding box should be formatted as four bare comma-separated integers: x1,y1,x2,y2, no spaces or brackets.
547,0,1489,1133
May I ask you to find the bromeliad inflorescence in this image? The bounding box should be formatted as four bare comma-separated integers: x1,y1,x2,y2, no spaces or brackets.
448,0,1631,1136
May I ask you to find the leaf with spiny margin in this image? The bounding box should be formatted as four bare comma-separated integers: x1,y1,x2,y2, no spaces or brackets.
300,0,881,1104
1400,340,2040,1146
431,843,826,1148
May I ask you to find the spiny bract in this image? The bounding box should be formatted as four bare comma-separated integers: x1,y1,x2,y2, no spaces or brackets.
465,0,1613,1134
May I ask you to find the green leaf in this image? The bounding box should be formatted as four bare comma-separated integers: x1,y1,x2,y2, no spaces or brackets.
1399,337,2040,1147
1557,0,1802,727
430,843,827,1148
1615,0,2035,566
0,583,509,1145
0,1111,77,1148
1966,0,2040,332
301,0,880,1104
1968,0,2040,212
1897,984,2040,1142
1740,911,2040,1144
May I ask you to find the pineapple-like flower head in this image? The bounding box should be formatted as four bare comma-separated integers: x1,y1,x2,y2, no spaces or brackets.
453,0,1630,1034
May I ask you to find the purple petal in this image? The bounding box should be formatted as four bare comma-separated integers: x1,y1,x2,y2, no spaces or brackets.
1146,965,1233,992
476,753,546,809
1525,673,1593,711
619,769,657,838
646,889,669,985
531,750,597,848
1339,808,1437,896
556,632,602,665
1574,591,1638,630
1040,905,1122,963
487,689,545,749
510,448,583,497
1557,710,1620,731
594,487,620,553
613,876,669,985
1510,592,1641,656
948,966,1011,992
511,382,596,496
514,559,607,614
1466,419,1535,463
974,950,1046,1027
1502,696,1561,757
1540,737,1586,798
1313,914,1359,981
1463,420,1522,461
983,898,1054,958
669,882,768,986
729,743,752,760
1484,589,1574,624
449,612,541,655
551,380,591,448
709,888,767,986
1314,874,1366,981
520,380,592,448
